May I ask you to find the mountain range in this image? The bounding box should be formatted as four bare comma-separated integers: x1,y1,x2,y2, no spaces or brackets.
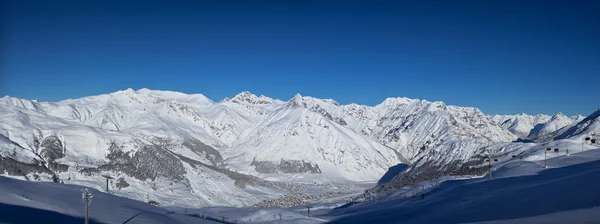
1,88,598,207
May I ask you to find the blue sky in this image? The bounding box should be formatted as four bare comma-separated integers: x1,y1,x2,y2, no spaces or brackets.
2,0,599,115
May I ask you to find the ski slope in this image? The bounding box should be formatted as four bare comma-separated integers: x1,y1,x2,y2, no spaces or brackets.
0,176,222,224
327,145,600,224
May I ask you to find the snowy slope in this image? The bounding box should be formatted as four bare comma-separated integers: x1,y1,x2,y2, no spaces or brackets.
328,144,600,224
556,109,600,141
0,90,284,208
361,108,600,200
287,95,516,161
223,99,403,182
0,176,223,224
526,113,578,141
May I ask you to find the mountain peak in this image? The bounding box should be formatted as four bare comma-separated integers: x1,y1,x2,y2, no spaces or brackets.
288,93,305,107
550,112,569,120
115,88,135,94
136,88,151,94
230,91,274,105
379,97,418,107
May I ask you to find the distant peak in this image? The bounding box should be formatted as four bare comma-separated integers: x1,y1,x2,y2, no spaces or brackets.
237,91,254,96
230,91,273,105
322,99,340,106
221,97,231,103
288,93,305,107
551,112,567,119
379,97,417,107
572,114,585,122
136,88,151,94
114,88,135,94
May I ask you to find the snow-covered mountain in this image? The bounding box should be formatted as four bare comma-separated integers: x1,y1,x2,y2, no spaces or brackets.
490,113,583,141
0,88,535,207
491,113,552,139
284,95,516,161
556,109,600,141
527,113,580,141
363,109,599,200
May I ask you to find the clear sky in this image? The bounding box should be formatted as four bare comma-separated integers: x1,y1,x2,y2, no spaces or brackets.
2,0,599,116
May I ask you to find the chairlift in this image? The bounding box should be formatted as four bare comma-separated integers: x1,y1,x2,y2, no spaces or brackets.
494,159,498,162
546,148,552,151
512,155,517,158
585,137,591,141
554,148,559,152
592,139,597,144
485,159,490,162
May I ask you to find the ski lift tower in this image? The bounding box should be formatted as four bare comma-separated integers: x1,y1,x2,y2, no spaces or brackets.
545,147,551,168
219,216,228,223
102,175,114,193
483,148,496,179
306,204,313,217
82,188,93,224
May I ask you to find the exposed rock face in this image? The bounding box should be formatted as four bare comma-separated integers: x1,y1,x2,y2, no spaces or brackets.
0,156,52,177
172,152,263,188
39,136,65,162
81,144,187,182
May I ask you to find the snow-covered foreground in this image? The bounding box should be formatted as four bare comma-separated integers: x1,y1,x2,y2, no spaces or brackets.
0,174,354,224
326,146,600,224
0,177,225,224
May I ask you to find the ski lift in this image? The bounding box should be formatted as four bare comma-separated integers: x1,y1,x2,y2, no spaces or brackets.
585,137,591,141
546,147,552,151
512,155,517,158
554,148,559,152
494,159,498,162
592,139,597,144
485,159,490,162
